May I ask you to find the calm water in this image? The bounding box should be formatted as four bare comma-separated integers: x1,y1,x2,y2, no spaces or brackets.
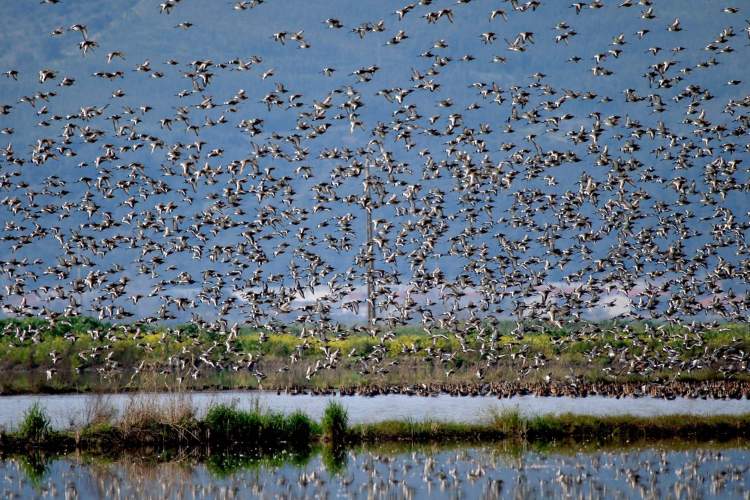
3,445,749,499
0,391,749,429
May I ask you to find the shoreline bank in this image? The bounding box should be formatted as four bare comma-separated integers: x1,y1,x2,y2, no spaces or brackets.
2,400,749,456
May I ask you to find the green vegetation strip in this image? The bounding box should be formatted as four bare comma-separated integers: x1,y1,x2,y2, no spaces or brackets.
349,412,750,443
1,399,748,454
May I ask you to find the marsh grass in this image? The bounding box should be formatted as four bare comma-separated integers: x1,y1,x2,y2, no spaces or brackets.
80,393,117,428
18,403,52,443
94,391,200,446
3,395,750,453
351,409,750,443
321,401,348,442
120,392,195,430
487,407,528,436
203,403,319,448
350,419,498,442
349,407,527,443
521,413,750,441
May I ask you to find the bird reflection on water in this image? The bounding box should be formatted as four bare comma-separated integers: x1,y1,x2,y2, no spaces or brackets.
1,445,749,499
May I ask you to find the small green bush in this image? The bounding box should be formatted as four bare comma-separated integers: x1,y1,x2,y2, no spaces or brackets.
203,404,318,448
322,400,348,443
204,404,257,442
285,410,319,443
18,402,51,442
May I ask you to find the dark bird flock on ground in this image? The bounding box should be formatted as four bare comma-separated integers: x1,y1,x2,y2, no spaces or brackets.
0,0,748,387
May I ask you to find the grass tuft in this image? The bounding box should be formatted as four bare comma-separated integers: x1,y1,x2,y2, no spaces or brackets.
321,400,348,443
488,407,528,436
18,403,52,443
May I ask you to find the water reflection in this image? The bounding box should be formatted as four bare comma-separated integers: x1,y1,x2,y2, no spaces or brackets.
16,451,49,489
2,442,748,499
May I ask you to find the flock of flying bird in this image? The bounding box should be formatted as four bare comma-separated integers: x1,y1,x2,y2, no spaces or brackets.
0,0,748,386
